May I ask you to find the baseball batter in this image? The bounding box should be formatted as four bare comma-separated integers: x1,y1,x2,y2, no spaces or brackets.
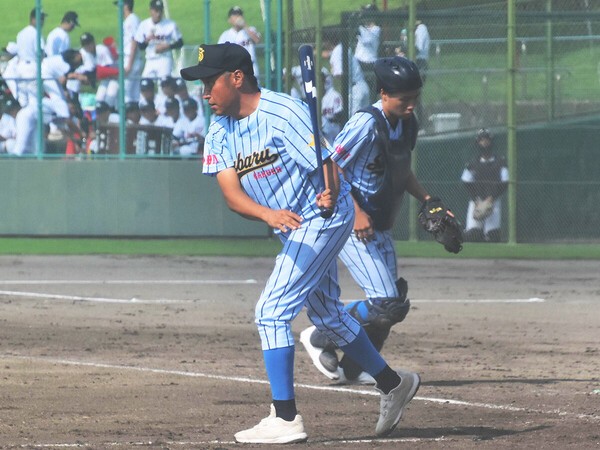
181,42,420,444
301,56,436,384
134,0,183,79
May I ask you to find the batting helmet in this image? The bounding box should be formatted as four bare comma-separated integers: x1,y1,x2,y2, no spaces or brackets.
374,56,422,93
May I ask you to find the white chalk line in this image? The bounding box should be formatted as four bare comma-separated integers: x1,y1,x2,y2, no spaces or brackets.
0,290,192,304
0,279,258,285
3,354,598,424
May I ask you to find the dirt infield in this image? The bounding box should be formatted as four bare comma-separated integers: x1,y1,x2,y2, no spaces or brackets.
0,255,598,449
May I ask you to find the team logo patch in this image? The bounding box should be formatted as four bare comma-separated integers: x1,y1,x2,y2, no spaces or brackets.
198,47,205,62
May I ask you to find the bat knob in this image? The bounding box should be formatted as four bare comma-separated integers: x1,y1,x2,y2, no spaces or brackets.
320,208,334,219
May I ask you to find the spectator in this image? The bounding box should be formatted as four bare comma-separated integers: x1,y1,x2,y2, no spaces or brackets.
163,97,180,125
155,76,177,114
173,77,203,119
322,35,369,116
461,128,509,243
0,98,20,153
45,11,79,57
320,68,344,145
139,100,173,128
139,78,156,108
414,20,430,83
125,101,141,124
11,8,47,106
11,97,82,156
218,6,262,78
172,98,204,157
354,3,381,102
115,0,144,103
133,0,184,79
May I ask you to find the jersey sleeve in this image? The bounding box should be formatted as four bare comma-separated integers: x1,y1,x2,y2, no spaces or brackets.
202,120,234,176
331,111,377,169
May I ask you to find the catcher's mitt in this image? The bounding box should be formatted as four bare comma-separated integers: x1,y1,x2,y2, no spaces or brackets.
473,196,494,221
418,197,464,254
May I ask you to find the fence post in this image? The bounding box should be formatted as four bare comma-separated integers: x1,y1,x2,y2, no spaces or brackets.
408,0,418,242
507,0,517,244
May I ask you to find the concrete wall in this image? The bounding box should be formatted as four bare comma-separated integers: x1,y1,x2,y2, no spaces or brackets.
0,159,268,237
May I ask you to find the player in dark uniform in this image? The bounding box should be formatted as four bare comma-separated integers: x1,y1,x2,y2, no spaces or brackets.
461,129,509,242
301,56,456,385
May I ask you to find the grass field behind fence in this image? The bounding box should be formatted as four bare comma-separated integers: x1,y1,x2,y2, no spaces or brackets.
1,238,599,259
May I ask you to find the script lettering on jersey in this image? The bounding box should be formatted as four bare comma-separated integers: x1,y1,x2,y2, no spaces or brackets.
234,148,279,178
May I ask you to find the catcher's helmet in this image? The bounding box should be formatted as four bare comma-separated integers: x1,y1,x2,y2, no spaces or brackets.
374,56,423,93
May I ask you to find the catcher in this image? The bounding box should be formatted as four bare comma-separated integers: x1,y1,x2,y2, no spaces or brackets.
301,55,462,385
461,129,509,242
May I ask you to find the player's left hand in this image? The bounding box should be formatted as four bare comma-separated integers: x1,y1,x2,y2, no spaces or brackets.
353,208,375,244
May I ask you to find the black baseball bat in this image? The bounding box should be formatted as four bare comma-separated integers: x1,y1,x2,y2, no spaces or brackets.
298,44,334,219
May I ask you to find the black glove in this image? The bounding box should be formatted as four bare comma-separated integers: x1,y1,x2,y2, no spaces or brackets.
418,197,464,254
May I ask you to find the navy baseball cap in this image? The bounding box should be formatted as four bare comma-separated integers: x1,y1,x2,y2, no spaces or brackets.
140,78,155,90
125,101,139,113
150,0,164,10
165,98,180,110
174,78,187,89
95,101,111,113
62,11,79,26
182,98,198,110
114,0,134,7
228,6,243,16
160,76,176,87
180,43,253,80
30,8,47,19
80,32,95,46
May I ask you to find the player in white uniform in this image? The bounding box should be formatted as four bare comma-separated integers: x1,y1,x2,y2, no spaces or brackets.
45,11,79,56
171,98,204,156
12,9,47,106
218,6,261,78
173,77,203,119
0,98,20,153
134,0,183,79
116,0,144,103
139,101,173,128
181,42,419,444
11,96,82,156
79,33,120,108
320,68,344,145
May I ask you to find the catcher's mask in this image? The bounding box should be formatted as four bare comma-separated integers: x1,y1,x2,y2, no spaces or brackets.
374,56,423,93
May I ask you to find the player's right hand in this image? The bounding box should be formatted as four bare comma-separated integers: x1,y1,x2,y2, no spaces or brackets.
265,209,302,233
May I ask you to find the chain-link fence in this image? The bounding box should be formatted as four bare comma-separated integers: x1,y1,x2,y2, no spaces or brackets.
1,0,599,242
284,0,600,244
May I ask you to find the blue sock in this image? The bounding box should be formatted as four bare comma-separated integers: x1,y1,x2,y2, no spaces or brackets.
339,327,386,376
263,346,295,400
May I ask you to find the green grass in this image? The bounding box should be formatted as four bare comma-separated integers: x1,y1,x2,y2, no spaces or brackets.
0,237,598,259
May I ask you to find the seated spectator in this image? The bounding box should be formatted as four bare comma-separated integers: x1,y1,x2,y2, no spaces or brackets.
164,97,180,126
139,101,173,128
172,98,204,157
125,101,141,124
155,76,177,114
138,78,155,109
0,98,20,153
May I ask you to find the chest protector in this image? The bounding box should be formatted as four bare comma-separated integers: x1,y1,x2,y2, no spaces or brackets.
351,107,418,231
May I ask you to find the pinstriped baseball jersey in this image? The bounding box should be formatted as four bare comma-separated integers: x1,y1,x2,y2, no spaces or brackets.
202,87,361,351
331,100,407,301
203,88,350,224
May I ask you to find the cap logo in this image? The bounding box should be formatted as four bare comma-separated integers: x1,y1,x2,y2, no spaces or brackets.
198,47,205,62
